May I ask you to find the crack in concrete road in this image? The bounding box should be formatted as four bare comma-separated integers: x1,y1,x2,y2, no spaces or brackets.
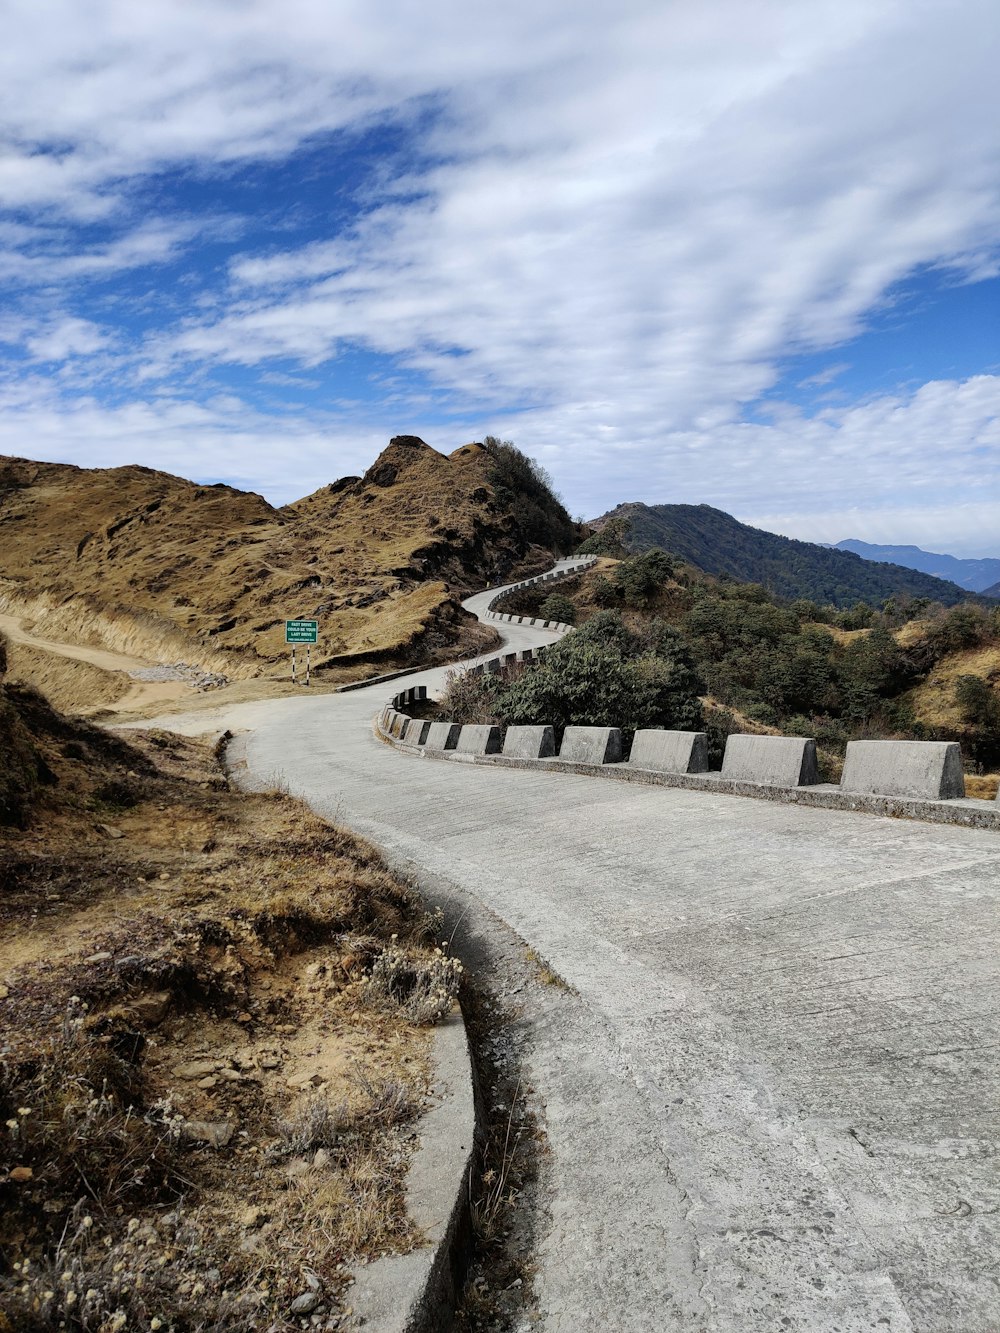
126,563,1000,1332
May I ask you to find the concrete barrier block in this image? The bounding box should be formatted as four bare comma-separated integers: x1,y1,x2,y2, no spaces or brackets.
841,740,965,800
455,724,502,755
629,729,709,774
518,649,534,662
559,726,623,764
503,653,517,667
402,718,430,745
424,722,462,751
484,658,501,675
722,734,818,786
389,713,409,739
503,725,556,759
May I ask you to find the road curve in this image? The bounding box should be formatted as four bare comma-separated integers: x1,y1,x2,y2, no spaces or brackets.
129,563,1000,1333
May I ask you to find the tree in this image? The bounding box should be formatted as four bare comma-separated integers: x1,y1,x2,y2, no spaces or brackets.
576,515,631,558
955,674,1000,729
482,435,578,552
539,592,576,625
612,549,676,607
495,612,704,738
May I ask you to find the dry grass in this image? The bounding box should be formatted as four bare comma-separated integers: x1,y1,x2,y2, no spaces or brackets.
0,678,458,1330
523,947,569,990
1,638,132,714
0,439,539,691
903,642,1000,730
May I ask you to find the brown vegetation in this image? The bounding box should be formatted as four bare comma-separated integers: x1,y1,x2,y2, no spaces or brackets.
0,653,462,1329
0,437,560,694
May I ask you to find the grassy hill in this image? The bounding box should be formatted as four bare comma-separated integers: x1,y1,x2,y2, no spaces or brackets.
0,436,579,689
588,502,970,608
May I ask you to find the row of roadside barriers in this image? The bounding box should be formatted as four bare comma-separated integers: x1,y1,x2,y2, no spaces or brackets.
479,556,598,633
380,701,978,802
374,561,999,829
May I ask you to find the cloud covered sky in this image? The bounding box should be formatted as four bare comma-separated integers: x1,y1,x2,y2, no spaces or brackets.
1,0,998,554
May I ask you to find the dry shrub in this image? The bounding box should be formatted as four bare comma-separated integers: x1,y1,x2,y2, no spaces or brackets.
363,940,463,1025
0,1202,265,1333
0,1002,184,1242
274,1093,349,1157
275,1075,418,1160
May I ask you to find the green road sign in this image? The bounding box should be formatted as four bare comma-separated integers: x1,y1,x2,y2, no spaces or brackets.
285,619,318,644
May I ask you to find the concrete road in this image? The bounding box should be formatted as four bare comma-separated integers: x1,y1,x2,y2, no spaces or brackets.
130,567,1000,1333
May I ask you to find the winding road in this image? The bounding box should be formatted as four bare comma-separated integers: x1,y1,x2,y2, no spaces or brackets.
130,561,1000,1333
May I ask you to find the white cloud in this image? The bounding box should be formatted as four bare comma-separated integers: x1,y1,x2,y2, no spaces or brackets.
0,0,998,552
0,387,388,503
148,2,1000,454
26,317,112,361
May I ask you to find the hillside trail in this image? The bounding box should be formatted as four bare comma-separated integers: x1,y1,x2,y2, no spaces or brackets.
0,610,190,712
121,560,1000,1333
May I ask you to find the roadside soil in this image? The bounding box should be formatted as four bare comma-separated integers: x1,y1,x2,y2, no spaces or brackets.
367,856,580,1333
0,691,464,1332
0,607,500,726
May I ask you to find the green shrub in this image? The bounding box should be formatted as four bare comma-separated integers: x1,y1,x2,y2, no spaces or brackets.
955,674,1000,729
836,601,876,630
438,667,502,724
539,592,576,625
592,574,619,608
600,549,675,608
494,612,703,740
703,705,740,769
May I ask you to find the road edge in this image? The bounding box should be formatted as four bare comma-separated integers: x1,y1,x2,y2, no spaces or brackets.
348,1013,477,1333
222,729,479,1333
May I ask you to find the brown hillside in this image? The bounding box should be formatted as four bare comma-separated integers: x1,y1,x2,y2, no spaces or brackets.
0,436,548,685
0,655,460,1325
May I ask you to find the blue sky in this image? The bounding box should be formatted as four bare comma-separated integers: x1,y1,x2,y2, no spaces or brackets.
1,0,998,555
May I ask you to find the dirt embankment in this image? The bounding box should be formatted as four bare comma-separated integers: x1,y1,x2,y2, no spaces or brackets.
0,665,463,1330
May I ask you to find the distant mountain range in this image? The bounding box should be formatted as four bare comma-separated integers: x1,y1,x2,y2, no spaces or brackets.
591,502,972,608
832,540,1000,594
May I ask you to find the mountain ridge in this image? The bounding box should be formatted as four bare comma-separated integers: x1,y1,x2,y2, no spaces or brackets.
833,539,1000,593
589,501,971,608
0,436,576,684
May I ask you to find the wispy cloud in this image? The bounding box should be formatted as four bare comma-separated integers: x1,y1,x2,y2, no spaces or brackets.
25,317,112,361
0,0,998,552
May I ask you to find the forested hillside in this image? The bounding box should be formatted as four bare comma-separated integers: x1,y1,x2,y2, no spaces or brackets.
586,503,970,607
491,549,1000,791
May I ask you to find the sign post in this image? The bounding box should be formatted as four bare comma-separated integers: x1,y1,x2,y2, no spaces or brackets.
285,620,318,686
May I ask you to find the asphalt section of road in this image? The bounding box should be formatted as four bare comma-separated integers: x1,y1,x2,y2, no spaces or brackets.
125,565,1000,1333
